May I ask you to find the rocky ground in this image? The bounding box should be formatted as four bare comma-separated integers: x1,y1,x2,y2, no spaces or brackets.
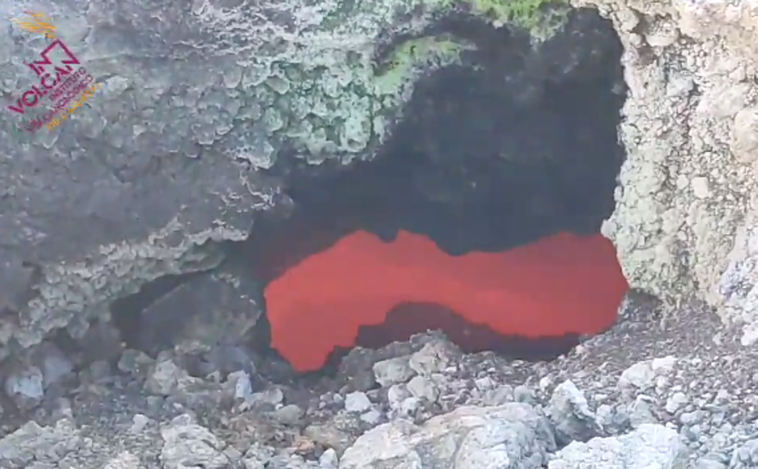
1,291,756,469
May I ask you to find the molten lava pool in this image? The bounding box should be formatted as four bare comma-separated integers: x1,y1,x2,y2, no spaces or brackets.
265,230,628,371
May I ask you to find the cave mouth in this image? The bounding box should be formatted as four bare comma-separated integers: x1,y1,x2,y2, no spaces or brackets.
242,10,629,373
109,8,629,377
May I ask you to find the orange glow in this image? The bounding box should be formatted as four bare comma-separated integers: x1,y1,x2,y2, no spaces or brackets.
265,230,628,372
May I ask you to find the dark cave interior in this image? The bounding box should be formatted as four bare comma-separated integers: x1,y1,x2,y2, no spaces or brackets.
109,8,628,378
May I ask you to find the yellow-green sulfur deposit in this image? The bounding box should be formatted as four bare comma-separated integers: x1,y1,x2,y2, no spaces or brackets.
374,35,476,98
464,0,569,33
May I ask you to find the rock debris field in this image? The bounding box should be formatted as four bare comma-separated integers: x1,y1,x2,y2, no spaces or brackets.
0,292,757,469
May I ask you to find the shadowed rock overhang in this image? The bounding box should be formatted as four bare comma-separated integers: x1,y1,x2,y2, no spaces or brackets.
111,7,628,374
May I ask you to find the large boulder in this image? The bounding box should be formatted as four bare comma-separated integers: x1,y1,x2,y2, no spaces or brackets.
340,403,558,469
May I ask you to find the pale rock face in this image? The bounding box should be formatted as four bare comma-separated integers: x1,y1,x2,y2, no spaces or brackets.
339,403,558,469
573,0,758,343
548,423,683,469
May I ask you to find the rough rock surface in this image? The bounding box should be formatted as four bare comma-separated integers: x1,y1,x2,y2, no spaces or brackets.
573,0,758,344
340,402,557,468
549,423,683,469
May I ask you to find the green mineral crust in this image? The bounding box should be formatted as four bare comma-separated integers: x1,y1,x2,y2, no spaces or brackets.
240,0,570,168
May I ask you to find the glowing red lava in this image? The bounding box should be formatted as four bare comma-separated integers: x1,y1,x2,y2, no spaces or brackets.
265,230,629,372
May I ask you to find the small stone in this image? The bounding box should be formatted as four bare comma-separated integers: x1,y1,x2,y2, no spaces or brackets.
481,385,514,407
408,342,452,375
680,411,704,426
399,397,420,416
547,380,599,444
691,177,710,198
39,345,74,388
223,446,243,463
303,423,353,455
147,396,165,415
227,370,253,400
619,362,655,390
629,395,658,428
650,356,676,372
4,365,45,409
129,414,151,434
160,414,228,468
344,391,371,413
539,376,553,391
274,404,304,425
696,460,727,469
104,451,144,469
206,345,255,376
249,387,284,406
406,376,439,403
360,409,382,425
619,357,676,391
88,360,112,381
611,407,631,429
319,448,339,468
665,392,688,413
513,385,536,404
595,404,614,427
474,377,496,391
732,106,758,163
655,375,670,391
343,371,377,393
145,359,187,396
242,443,275,469
387,384,411,411
118,349,155,376
372,357,415,387
51,397,73,421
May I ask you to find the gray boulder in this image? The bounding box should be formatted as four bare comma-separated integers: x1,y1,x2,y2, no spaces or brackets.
340,402,557,469
0,419,82,468
548,423,684,469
